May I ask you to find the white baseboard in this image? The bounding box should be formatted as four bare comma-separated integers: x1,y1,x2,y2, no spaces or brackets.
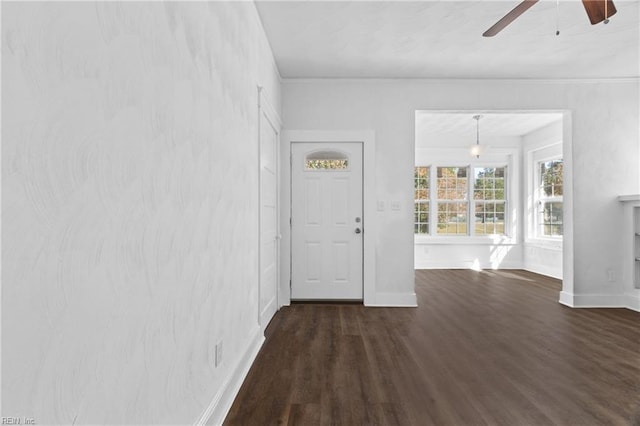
367,292,417,307
259,297,277,330
414,262,522,270
558,291,575,307
559,292,640,312
523,264,562,280
572,294,627,308
624,293,640,312
195,326,264,426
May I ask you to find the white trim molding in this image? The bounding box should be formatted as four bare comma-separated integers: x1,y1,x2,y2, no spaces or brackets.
625,293,640,312
523,266,562,280
195,327,264,426
559,291,575,307
559,292,640,312
370,292,418,307
258,86,283,330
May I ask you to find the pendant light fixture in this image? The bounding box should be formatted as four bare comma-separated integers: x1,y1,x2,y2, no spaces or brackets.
470,114,484,158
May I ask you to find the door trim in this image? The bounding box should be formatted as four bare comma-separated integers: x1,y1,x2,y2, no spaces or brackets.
280,130,376,306
258,86,282,330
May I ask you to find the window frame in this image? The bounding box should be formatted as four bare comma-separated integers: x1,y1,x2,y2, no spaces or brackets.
472,166,508,237
535,157,564,240
414,158,512,243
524,142,563,248
435,166,470,236
414,166,430,235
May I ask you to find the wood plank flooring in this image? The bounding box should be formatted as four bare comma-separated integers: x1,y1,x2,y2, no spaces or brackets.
224,270,640,425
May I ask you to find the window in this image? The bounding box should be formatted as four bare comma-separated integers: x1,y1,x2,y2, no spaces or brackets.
305,151,349,170
537,159,563,237
414,165,509,237
436,167,468,235
473,167,506,235
414,167,429,234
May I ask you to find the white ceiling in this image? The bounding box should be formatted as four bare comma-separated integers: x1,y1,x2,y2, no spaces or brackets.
255,0,640,79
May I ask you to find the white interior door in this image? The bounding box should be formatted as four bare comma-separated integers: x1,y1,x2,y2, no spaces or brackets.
291,142,363,300
259,106,279,327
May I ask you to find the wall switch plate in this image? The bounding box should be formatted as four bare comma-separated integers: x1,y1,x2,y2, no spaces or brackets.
391,200,401,211
377,201,385,211
607,269,616,282
215,341,223,367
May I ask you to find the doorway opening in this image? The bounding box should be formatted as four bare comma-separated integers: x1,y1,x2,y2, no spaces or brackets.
414,110,572,301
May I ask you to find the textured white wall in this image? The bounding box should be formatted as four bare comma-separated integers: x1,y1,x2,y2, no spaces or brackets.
282,78,639,301
2,2,280,424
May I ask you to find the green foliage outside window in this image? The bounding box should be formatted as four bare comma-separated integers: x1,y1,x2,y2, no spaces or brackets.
305,159,349,170
437,167,468,235
473,167,506,235
538,160,563,237
414,167,429,234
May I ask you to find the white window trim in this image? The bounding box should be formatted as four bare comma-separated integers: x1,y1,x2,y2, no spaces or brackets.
414,166,430,235
526,143,563,247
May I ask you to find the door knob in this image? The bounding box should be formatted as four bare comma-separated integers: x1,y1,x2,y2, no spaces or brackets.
355,228,362,234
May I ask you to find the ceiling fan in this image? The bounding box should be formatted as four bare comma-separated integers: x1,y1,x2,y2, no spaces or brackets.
483,0,617,37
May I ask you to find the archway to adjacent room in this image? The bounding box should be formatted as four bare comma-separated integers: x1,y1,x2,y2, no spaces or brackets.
413,110,573,301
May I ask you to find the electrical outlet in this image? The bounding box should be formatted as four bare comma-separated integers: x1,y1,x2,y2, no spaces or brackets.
215,341,223,367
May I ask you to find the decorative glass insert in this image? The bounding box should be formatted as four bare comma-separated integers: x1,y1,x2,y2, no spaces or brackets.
414,167,429,234
537,159,563,237
436,167,468,235
473,167,506,235
305,151,349,170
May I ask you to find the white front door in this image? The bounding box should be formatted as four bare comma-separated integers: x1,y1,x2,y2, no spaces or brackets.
259,105,279,327
291,142,363,300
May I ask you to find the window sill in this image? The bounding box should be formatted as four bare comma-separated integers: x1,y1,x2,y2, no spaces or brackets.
415,235,517,245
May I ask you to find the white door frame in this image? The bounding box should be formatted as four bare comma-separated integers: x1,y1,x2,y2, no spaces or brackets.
258,87,282,329
280,130,376,306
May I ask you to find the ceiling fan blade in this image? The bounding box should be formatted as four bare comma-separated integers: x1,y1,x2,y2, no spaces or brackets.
483,0,539,37
582,0,617,24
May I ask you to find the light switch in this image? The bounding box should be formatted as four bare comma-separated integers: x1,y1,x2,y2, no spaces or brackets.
391,200,401,211
377,201,385,211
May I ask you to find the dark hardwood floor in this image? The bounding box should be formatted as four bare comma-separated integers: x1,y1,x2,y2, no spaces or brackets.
224,270,640,425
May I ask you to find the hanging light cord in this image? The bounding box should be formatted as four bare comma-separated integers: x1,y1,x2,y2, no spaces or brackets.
604,0,609,24
474,115,481,158
556,0,560,35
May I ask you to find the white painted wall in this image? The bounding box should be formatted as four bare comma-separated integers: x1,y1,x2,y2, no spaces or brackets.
282,78,639,308
523,122,564,279
2,2,280,424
